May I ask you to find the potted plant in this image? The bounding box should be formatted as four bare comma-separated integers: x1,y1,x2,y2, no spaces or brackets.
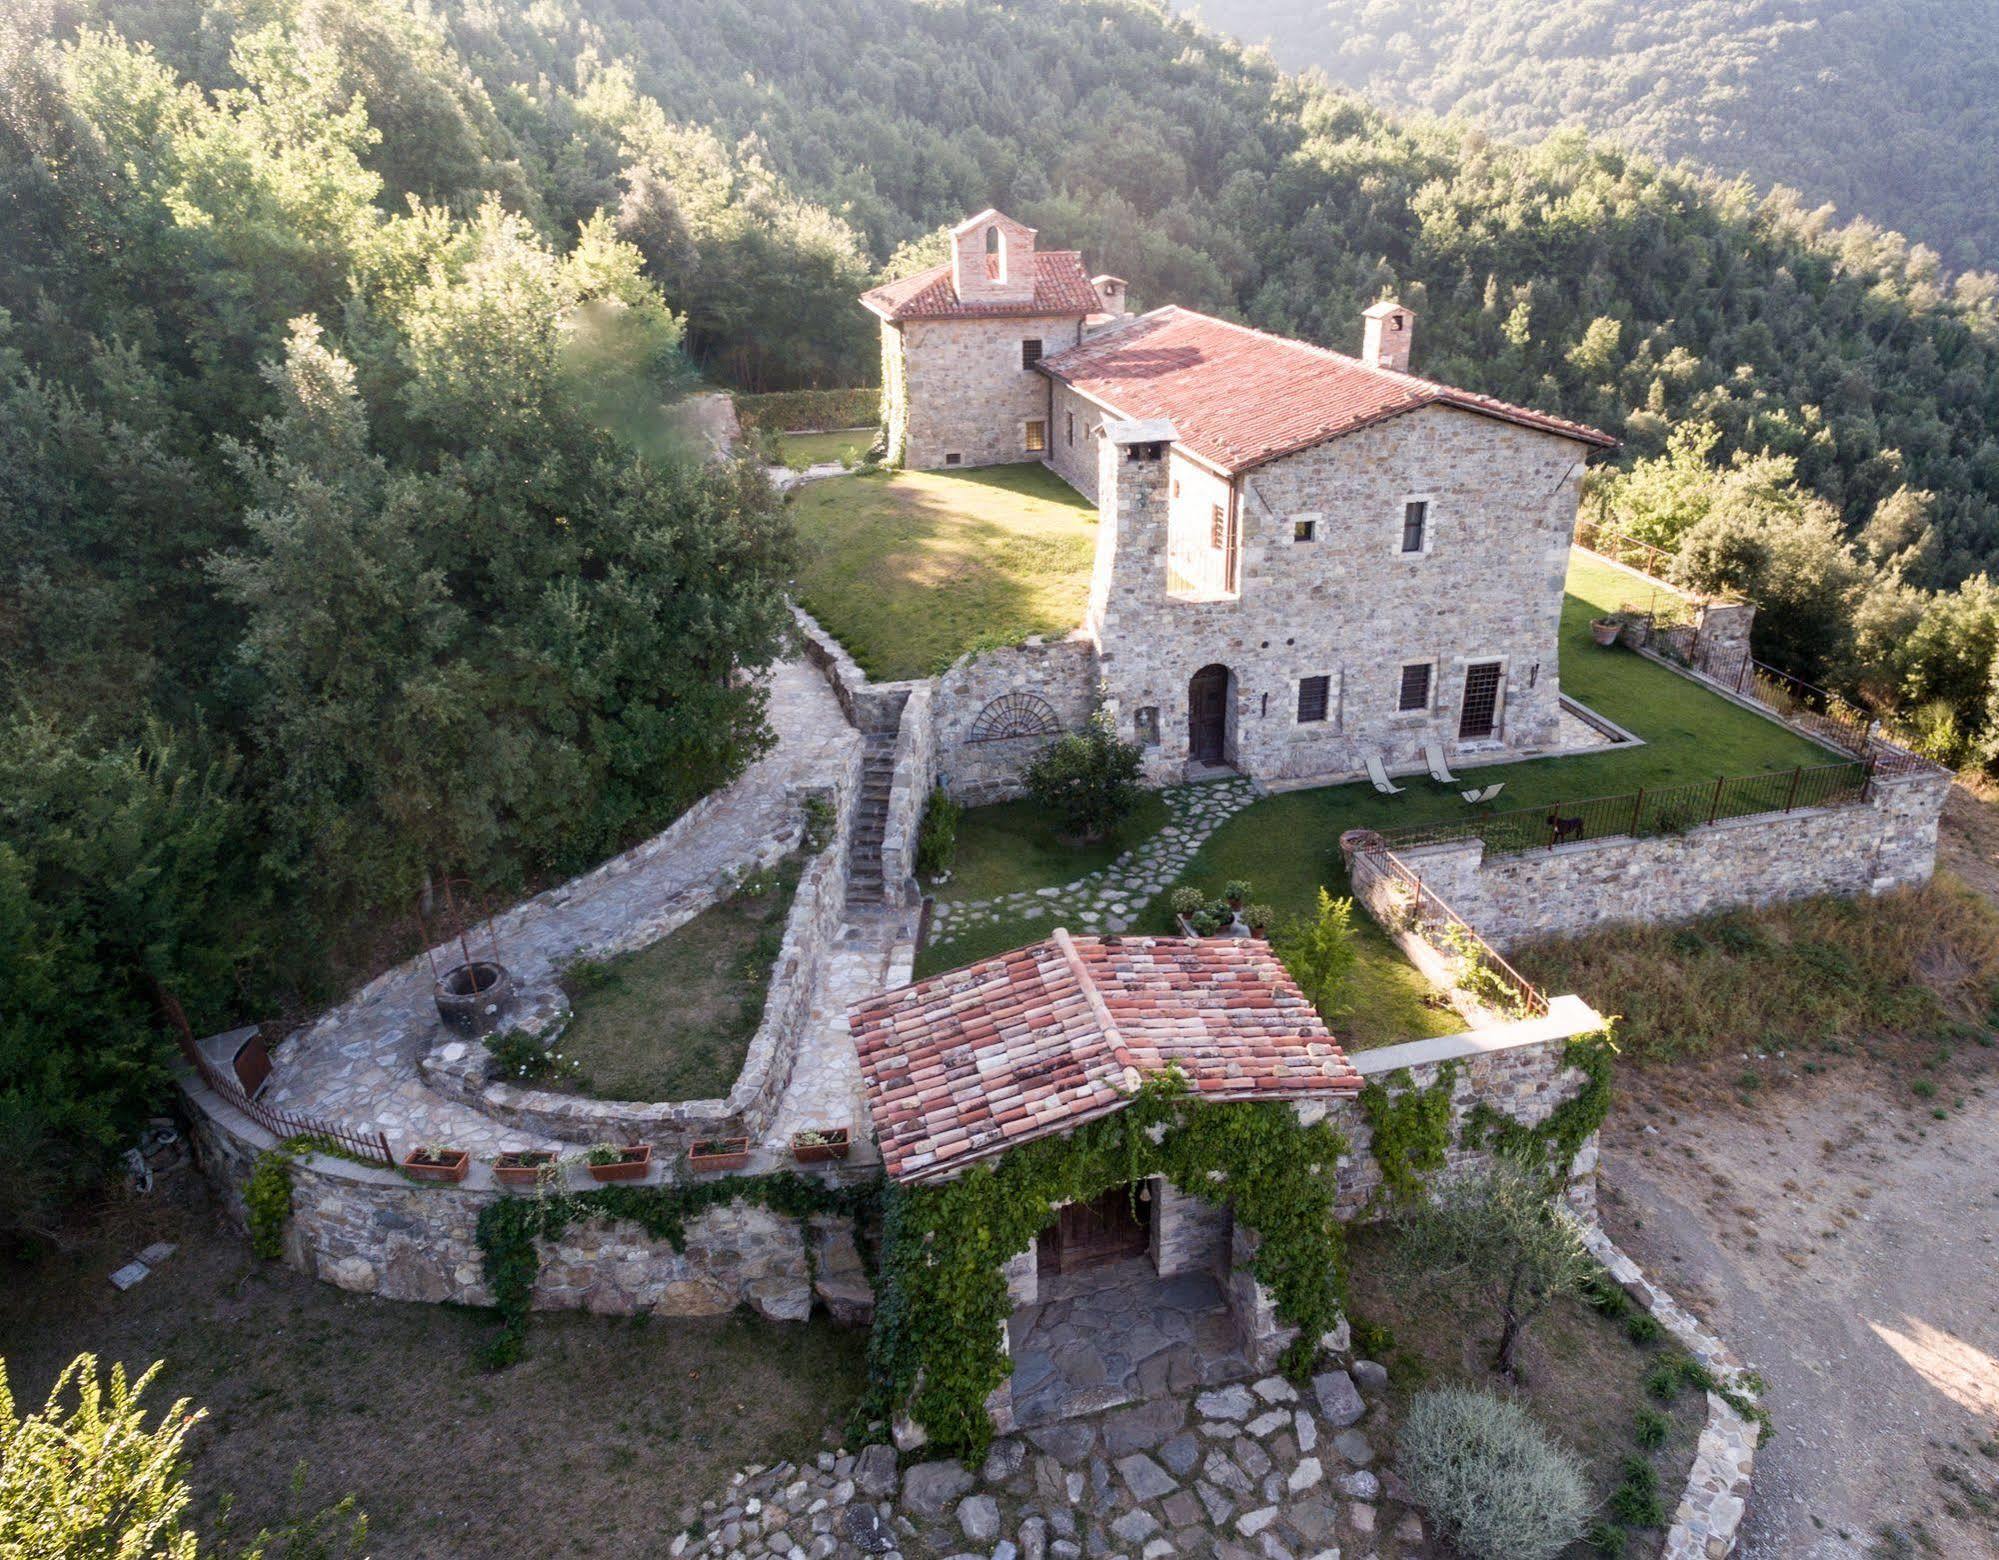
688,1136,751,1173
1243,903,1277,939
1170,886,1207,937
492,1149,559,1187
402,1145,470,1184
584,1143,652,1183
1590,615,1622,647
1224,879,1252,912
791,1127,851,1164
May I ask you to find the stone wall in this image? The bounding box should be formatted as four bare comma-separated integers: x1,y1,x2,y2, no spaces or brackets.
1368,763,1952,952
181,1077,869,1320
1151,1176,1232,1277
879,683,937,905
1046,380,1104,500
891,315,1090,471
1089,404,1582,788
932,636,1101,804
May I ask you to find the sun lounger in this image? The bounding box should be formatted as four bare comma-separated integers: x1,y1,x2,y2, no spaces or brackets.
1424,741,1460,784
1364,752,1404,796
1461,782,1505,805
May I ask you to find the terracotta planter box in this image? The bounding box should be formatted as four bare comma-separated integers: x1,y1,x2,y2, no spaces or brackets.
585,1144,652,1183
402,1148,470,1184
493,1150,558,1187
688,1138,751,1174
791,1128,850,1164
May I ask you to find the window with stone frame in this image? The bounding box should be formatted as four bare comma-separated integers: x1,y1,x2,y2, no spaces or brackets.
1293,518,1317,543
1025,420,1047,453
1021,338,1043,369
1397,660,1433,712
1296,675,1332,723
1134,706,1161,746
1401,499,1429,554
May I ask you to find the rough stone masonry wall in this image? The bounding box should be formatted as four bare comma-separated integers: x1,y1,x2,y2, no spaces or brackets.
181,1078,868,1320
894,315,1089,470
1380,764,1953,952
878,682,936,906
931,635,1101,804
1090,405,1581,788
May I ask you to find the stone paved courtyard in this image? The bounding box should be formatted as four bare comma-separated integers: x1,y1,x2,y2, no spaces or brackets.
264,657,861,1159
671,1364,1418,1560
925,778,1261,954
1007,1258,1250,1428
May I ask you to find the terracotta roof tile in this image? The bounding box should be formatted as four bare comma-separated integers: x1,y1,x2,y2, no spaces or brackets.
849,931,1362,1183
860,251,1100,322
1038,306,1616,471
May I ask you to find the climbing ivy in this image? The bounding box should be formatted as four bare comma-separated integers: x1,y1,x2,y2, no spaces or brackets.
474,1171,879,1367
1461,1027,1619,1181
245,1140,309,1259
1358,1063,1458,1208
855,1073,1350,1460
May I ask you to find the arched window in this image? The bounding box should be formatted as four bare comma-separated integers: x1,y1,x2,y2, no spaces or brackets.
984,224,1004,282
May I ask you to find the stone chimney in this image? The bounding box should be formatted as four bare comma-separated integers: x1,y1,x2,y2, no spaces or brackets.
1361,300,1415,373
1091,275,1129,318
950,209,1038,307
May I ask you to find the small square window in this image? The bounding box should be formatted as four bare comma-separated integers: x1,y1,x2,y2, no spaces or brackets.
944,452,962,466
1293,518,1316,543
1398,662,1433,712
1401,499,1429,554
1297,675,1331,723
1134,706,1161,746
1025,420,1047,453
1021,338,1043,369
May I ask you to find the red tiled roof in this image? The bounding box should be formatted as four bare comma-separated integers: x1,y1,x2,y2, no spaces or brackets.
1039,306,1617,471
850,930,1361,1183
860,251,1100,322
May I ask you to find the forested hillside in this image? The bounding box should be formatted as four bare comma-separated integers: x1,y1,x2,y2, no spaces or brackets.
9,0,1999,1234
1190,0,1999,273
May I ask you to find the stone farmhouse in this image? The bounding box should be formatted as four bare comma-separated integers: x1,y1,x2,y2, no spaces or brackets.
863,209,1618,789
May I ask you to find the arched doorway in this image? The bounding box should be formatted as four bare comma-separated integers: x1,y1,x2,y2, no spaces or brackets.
1188,664,1230,765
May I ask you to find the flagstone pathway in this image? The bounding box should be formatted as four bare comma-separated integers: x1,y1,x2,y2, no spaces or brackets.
924,778,1261,953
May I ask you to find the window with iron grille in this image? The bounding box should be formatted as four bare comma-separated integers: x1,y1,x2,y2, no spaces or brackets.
1398,661,1432,712
1459,661,1504,740
1025,420,1046,453
1401,499,1429,554
1022,338,1043,368
1297,675,1331,723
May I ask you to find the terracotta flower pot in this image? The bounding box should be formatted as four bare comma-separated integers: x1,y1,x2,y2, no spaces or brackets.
585,1143,652,1183
402,1147,470,1184
493,1150,558,1187
791,1128,851,1164
1591,617,1621,647
687,1138,750,1174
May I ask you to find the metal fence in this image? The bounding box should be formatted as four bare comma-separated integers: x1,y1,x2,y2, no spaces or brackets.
1372,760,1875,858
160,989,395,1166
1350,846,1548,1017
1574,516,1750,605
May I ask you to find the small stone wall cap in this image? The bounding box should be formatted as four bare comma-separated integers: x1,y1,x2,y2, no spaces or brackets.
1102,417,1178,446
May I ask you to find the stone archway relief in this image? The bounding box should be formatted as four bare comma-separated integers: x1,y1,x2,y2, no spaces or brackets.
968,691,1062,744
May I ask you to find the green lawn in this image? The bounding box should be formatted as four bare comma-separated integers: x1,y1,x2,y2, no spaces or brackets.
790,464,1096,679
555,857,800,1101
935,790,1171,904
777,428,871,469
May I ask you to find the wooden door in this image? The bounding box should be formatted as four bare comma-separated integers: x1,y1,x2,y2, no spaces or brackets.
1189,665,1229,764
1037,1186,1151,1275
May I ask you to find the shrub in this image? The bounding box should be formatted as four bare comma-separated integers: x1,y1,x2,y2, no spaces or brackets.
483,1030,579,1085
1022,711,1143,842
1169,886,1207,918
731,387,880,433
1274,888,1359,1020
1399,1388,1590,1559
1609,1455,1666,1526
915,787,961,878
1634,1406,1671,1448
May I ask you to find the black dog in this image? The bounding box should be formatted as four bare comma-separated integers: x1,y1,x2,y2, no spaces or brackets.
1547,810,1584,846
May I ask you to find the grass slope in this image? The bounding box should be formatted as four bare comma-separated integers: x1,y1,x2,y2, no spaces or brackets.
790,464,1096,680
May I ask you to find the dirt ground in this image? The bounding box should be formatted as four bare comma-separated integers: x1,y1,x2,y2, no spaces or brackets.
1599,784,1999,1557
0,1177,867,1557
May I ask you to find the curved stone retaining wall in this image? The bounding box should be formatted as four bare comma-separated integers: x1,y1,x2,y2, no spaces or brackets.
182,1074,871,1320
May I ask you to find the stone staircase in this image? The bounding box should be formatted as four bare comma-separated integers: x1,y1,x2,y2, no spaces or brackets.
845,690,909,910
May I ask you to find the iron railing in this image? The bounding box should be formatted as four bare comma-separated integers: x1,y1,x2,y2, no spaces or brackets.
1350,847,1548,1017
1372,760,1875,858
161,989,395,1166
1574,517,1751,605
